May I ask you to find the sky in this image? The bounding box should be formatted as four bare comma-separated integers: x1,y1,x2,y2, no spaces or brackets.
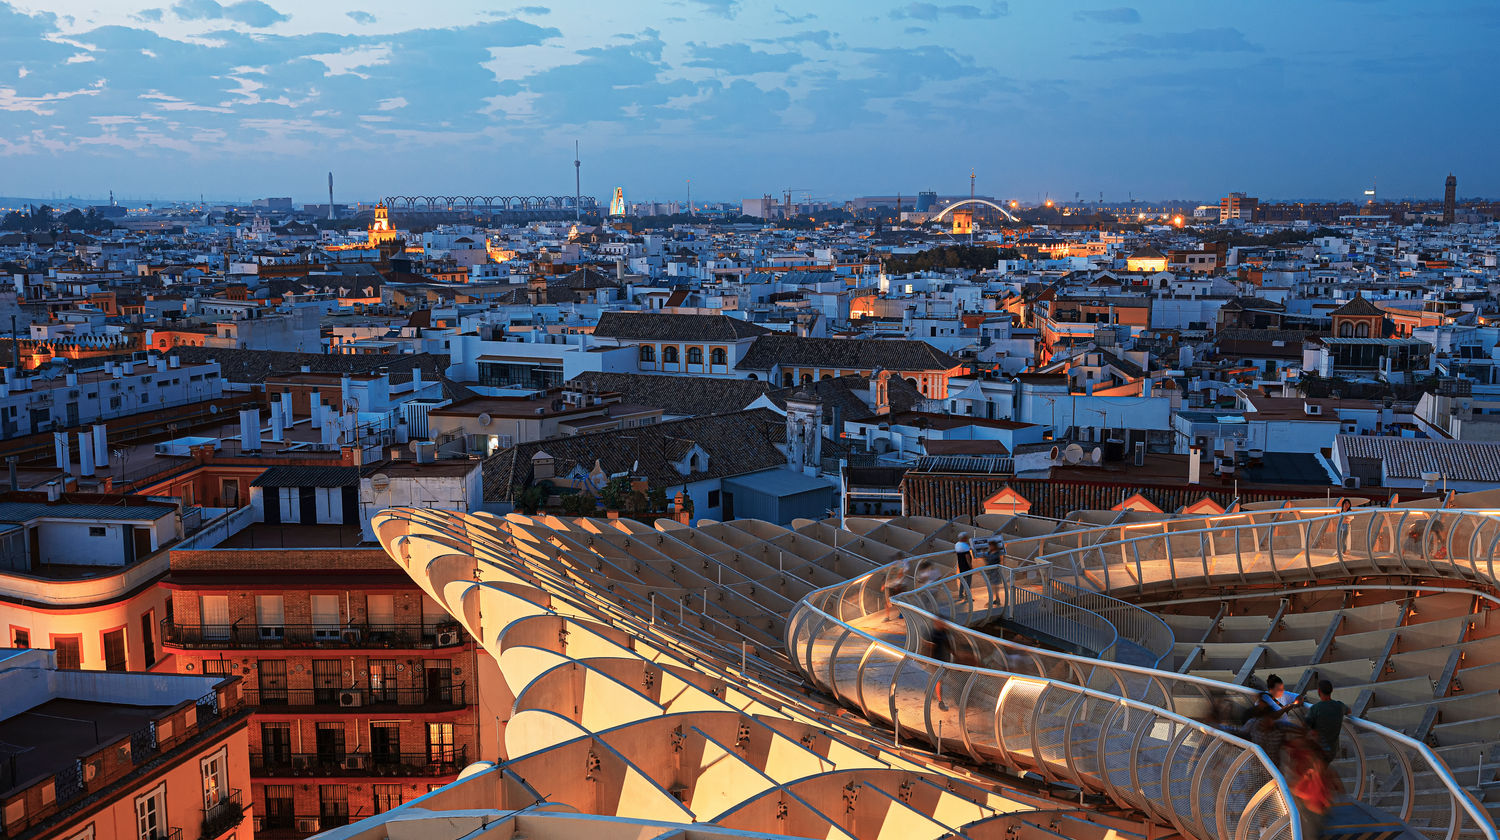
0,0,1493,205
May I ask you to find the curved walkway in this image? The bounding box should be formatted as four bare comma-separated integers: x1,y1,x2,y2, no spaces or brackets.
787,508,1500,840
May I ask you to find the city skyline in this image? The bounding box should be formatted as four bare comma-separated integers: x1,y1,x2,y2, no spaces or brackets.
0,0,1493,202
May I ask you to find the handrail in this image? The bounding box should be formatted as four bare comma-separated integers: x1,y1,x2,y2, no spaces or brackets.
787,509,1500,840
787,580,1303,840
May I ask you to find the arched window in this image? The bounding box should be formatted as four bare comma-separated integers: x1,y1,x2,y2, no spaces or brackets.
820,374,832,380
747,373,758,381
1339,323,1353,337
687,347,703,364
710,348,727,366
663,346,680,364
639,345,656,363
1354,322,1369,338
801,373,813,384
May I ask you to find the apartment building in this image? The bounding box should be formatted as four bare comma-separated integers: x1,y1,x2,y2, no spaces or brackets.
0,648,250,840
159,549,482,840
0,357,224,440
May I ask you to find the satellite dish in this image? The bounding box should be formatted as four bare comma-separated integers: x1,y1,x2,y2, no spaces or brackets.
1089,447,1103,464
1063,444,1084,465
209,404,219,415
370,473,390,491
477,413,492,427
1048,445,1060,461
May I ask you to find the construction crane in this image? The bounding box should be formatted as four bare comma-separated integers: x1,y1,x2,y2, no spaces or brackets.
782,188,813,219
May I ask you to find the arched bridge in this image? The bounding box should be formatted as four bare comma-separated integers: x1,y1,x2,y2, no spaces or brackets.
933,198,1021,224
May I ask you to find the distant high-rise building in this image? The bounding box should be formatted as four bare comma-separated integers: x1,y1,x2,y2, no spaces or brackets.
915,190,937,212
1444,173,1457,224
1219,192,1257,223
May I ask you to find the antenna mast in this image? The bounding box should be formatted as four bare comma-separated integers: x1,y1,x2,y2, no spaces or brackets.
573,141,581,223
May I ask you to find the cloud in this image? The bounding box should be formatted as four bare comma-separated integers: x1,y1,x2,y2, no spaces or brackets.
685,43,802,74
689,0,738,19
345,11,375,24
890,1,1006,21
0,83,102,115
376,96,408,110
170,0,288,27
1074,7,1140,24
1076,27,1261,60
775,6,815,24
134,8,164,22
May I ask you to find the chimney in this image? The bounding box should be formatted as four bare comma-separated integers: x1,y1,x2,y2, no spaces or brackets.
342,445,362,466
240,409,262,452
54,431,70,471
168,355,180,368
321,406,338,447
7,456,17,492
410,366,422,393
77,431,94,476
268,402,284,443
309,391,322,428
65,372,77,387
414,441,435,464
1188,446,1202,485
93,425,108,468
45,481,60,502
280,390,293,427
340,374,353,409
155,357,167,373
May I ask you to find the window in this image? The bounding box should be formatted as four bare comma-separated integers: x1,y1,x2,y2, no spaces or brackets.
202,658,234,678
53,635,82,670
315,722,347,767
710,348,727,366
424,660,454,703
370,723,401,767
261,786,293,832
318,785,349,828
134,783,167,840
686,347,703,365
67,824,94,840
89,526,107,537
366,594,395,633
260,722,292,769
311,594,340,639
426,722,455,764
200,747,227,809
200,595,230,640
369,659,397,703
102,628,127,671
638,345,655,363
277,488,298,523
372,785,403,815
662,346,679,364
707,490,720,509
257,659,288,705
11,628,28,648
255,595,284,640
312,659,341,705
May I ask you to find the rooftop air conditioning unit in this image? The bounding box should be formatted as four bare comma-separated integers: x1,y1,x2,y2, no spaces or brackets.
1343,476,1361,489
342,755,366,770
338,690,363,708
435,629,462,648
295,819,320,834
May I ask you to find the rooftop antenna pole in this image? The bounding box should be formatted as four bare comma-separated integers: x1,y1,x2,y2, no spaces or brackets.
328,171,335,220
573,141,581,223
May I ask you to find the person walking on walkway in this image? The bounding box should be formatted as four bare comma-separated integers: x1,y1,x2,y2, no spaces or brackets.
927,620,954,711
1305,679,1349,762
953,532,974,598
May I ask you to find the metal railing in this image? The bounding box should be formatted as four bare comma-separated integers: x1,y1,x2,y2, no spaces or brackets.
161,619,465,649
786,589,1301,840
250,747,468,777
201,789,244,840
243,684,466,710
787,507,1500,840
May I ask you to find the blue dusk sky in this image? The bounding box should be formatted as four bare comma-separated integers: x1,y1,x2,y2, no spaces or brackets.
0,0,1491,204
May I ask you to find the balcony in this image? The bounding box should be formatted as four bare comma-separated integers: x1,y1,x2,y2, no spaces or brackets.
162,620,466,650
243,684,466,711
256,815,328,839
201,790,245,840
249,747,468,778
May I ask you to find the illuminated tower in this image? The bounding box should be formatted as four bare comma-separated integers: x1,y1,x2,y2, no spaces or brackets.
327,172,335,220
1444,173,1457,224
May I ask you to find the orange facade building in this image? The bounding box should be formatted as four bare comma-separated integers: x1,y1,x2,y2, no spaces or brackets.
159,549,482,839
